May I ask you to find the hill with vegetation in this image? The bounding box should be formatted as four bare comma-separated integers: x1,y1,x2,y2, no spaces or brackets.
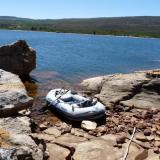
0,16,160,38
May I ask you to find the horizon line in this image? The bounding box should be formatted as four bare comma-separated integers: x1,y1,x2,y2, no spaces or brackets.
0,15,160,20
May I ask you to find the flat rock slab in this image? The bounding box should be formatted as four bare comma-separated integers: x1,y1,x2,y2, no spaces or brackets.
47,143,70,160
73,136,144,160
0,69,33,116
81,71,160,109
31,133,56,142
55,133,88,148
43,127,61,137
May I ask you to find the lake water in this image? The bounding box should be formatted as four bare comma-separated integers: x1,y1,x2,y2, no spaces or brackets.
0,29,160,82
1,29,160,124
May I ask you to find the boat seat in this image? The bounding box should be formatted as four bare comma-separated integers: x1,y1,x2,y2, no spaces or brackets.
78,99,98,107
60,94,73,102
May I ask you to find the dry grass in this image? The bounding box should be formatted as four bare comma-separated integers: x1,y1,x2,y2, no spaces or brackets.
0,128,11,148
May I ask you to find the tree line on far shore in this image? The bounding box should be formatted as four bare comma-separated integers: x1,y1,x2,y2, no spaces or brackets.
0,16,160,38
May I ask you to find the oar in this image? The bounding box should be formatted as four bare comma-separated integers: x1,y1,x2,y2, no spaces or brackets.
47,89,70,107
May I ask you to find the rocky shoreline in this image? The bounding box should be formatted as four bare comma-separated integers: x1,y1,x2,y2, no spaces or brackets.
0,41,160,160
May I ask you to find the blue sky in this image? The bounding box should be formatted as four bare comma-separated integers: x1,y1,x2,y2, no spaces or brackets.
0,0,159,19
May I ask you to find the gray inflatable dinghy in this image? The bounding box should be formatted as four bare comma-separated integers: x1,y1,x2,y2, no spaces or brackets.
46,89,105,121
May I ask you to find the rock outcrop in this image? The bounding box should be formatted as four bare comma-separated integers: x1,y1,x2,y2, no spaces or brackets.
0,40,36,76
0,116,46,160
0,69,33,116
81,70,160,109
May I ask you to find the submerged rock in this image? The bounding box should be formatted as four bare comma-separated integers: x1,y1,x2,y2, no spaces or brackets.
0,40,36,76
0,69,33,116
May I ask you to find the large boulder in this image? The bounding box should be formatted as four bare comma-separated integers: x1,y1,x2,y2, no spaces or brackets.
0,40,36,76
0,69,33,116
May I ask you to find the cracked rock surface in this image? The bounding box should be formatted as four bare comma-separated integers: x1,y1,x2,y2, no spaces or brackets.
81,71,160,109
0,69,33,116
0,116,46,160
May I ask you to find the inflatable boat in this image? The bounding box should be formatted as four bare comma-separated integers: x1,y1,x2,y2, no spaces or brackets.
46,89,106,121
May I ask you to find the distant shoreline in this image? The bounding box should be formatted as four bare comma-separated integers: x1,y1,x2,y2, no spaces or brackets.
0,28,159,40
1,16,160,38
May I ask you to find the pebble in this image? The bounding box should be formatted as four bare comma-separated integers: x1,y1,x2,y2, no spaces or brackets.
154,141,160,147
141,110,148,119
147,135,155,141
112,118,119,125
156,131,160,136
88,130,97,136
71,128,86,137
116,136,126,144
39,124,48,130
153,147,160,154
18,109,31,116
151,108,159,114
144,128,152,136
96,126,106,133
113,143,122,148
128,128,134,135
130,117,137,124
151,127,157,133
155,136,160,141
136,122,146,129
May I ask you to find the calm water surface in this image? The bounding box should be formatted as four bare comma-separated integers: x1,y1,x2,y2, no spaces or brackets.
0,29,160,82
